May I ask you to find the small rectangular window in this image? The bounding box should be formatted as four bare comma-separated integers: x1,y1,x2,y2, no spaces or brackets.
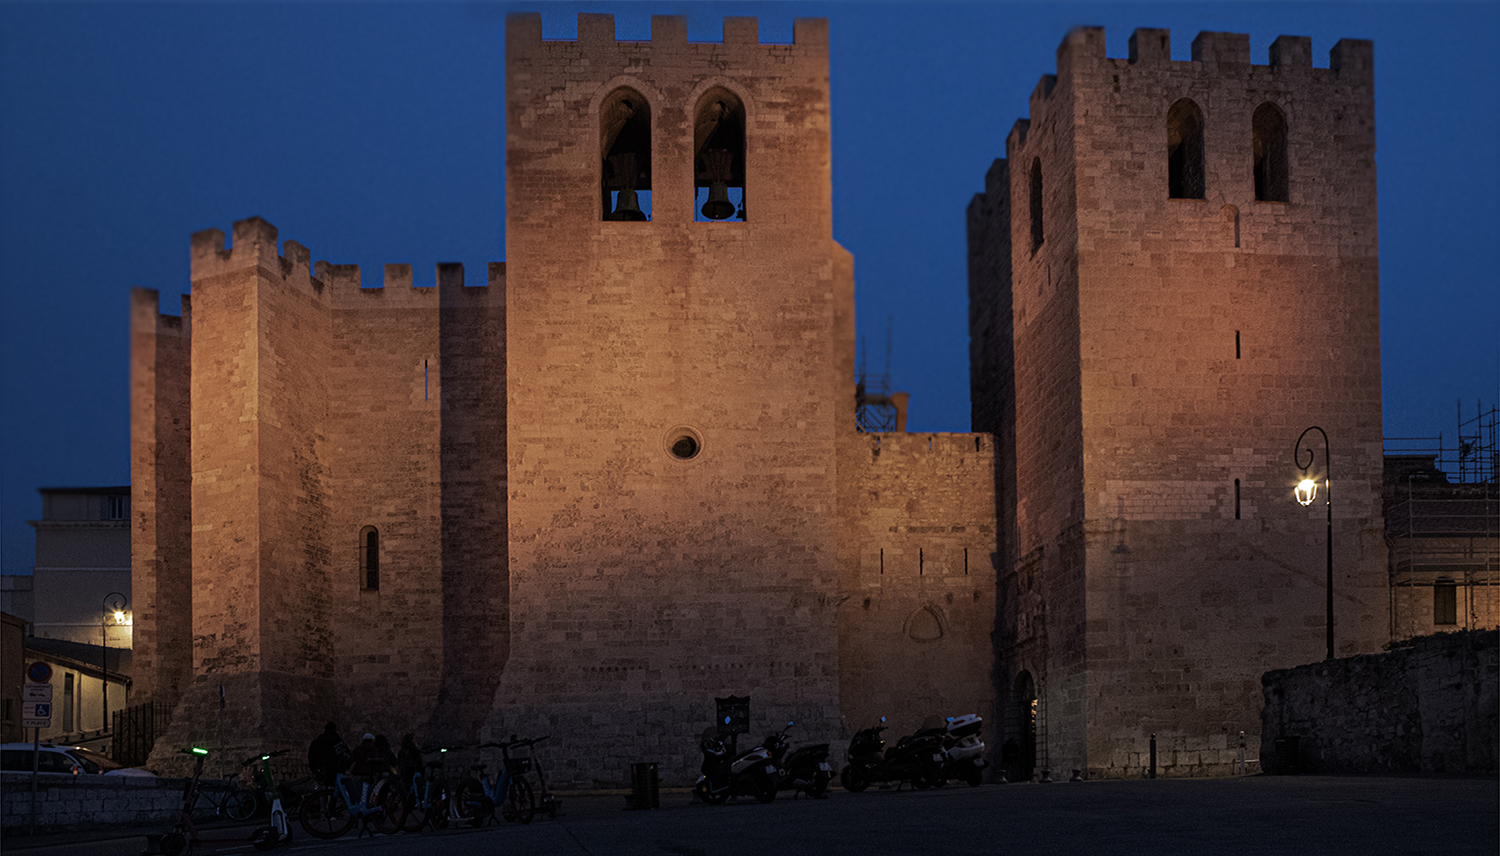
1434,582,1457,626
106,495,126,520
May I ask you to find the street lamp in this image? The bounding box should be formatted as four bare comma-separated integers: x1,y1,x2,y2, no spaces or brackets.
102,592,127,734
1293,427,1333,661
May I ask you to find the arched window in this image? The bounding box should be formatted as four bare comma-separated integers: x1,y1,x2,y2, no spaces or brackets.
1029,158,1044,252
601,88,652,221
359,526,380,591
1166,99,1205,199
1253,102,1288,202
693,88,746,222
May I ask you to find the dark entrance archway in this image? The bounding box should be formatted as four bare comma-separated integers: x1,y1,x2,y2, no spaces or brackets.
1007,671,1037,782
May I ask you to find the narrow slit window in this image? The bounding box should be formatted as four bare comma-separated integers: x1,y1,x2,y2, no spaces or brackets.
1236,331,1241,359
1253,102,1289,202
1167,98,1206,199
601,88,652,221
1234,479,1241,519
1029,158,1044,252
693,88,746,222
359,526,380,591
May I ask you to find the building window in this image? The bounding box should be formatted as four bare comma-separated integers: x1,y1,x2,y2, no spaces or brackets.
105,495,127,520
1029,158,1044,252
62,673,74,731
1252,102,1289,202
359,526,380,591
1167,98,1205,199
1433,580,1457,626
693,88,746,222
601,88,652,221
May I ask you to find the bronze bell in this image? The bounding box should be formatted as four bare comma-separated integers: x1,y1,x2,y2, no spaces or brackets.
608,189,647,221
700,181,736,220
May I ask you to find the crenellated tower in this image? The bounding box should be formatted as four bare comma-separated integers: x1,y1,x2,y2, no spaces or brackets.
492,12,853,784
969,28,1386,778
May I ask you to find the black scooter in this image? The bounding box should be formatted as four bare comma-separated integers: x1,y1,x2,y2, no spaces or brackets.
763,722,833,799
840,717,946,793
693,727,779,805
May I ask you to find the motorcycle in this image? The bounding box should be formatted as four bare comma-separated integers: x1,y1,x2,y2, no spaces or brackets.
762,722,833,799
940,714,986,787
693,727,779,805
839,717,946,793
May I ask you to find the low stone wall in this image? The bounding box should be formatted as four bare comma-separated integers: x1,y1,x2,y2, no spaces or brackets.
0,771,203,834
1261,630,1498,774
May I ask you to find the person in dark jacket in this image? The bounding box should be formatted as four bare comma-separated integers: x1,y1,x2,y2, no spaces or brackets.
308,722,350,785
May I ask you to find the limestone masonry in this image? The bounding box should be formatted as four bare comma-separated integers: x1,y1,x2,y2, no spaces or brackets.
132,15,1385,784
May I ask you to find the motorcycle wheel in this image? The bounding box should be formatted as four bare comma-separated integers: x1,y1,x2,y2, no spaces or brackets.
839,766,869,794
806,771,831,798
964,767,983,787
911,772,934,790
693,780,728,806
160,832,187,856
754,778,777,804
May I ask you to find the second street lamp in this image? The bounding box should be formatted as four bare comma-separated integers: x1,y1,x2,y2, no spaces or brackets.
1293,427,1333,661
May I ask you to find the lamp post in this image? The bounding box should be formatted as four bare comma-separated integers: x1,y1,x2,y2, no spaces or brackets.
1293,427,1333,661
102,592,127,734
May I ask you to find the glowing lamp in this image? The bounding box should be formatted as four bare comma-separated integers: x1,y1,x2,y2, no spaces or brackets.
1295,478,1317,506
113,609,126,624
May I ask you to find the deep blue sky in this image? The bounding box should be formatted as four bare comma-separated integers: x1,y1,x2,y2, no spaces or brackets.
2,2,1496,575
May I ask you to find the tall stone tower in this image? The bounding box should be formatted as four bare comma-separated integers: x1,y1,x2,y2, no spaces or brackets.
969,28,1386,778
492,14,850,783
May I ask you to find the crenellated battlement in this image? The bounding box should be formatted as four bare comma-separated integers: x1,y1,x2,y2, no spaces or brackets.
506,11,827,54
131,287,191,336
1015,26,1374,132
188,217,503,308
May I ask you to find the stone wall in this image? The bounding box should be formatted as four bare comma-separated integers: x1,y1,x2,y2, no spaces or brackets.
0,772,193,835
1261,630,1499,774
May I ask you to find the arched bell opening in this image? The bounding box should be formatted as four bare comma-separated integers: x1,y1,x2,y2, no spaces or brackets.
693,88,746,222
1252,102,1289,202
601,88,652,221
1166,98,1205,199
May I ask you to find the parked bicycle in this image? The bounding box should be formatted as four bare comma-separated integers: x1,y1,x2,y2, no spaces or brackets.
456,740,534,826
298,768,402,839
192,764,258,822
401,746,470,832
157,747,210,856
504,735,561,819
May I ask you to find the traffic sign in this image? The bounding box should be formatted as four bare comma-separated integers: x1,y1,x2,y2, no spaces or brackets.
26,662,52,683
23,684,52,702
22,701,51,728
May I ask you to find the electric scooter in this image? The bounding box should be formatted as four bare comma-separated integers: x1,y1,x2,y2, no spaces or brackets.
246,750,294,850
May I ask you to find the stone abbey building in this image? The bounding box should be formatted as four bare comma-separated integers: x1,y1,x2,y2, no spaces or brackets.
131,14,1386,784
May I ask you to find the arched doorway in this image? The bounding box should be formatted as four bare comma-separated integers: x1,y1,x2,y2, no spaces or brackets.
1008,671,1038,782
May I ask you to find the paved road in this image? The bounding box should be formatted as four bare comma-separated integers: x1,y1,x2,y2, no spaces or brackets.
7,776,1497,856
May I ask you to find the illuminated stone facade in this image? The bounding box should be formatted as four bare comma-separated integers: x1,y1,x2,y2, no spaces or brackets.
969,28,1387,778
131,14,998,784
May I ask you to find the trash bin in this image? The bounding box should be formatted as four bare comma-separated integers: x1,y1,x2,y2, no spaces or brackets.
629,762,659,809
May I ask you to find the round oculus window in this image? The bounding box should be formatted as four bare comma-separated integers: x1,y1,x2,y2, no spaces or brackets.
665,426,703,461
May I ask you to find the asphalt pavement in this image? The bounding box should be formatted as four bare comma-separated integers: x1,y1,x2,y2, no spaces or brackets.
3,775,1496,856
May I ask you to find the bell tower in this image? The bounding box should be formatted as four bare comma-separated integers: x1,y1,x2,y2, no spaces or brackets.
494,13,853,785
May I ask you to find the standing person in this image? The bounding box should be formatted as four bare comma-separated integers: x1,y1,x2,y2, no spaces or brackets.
308,722,350,785
349,733,385,777
397,734,423,793
374,734,398,775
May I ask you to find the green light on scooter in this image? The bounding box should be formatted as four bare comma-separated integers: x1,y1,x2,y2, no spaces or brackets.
191,747,209,756
261,754,270,761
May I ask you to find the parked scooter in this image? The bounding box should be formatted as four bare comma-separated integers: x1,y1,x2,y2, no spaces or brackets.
763,722,833,798
693,726,779,804
245,750,295,850
939,714,986,787
840,717,946,793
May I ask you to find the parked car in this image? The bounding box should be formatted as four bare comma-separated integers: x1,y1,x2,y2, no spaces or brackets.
0,743,154,776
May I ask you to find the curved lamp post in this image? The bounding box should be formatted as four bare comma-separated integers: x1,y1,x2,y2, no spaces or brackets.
102,592,127,733
1293,427,1333,661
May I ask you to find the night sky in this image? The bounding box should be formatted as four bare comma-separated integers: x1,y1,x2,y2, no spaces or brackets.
2,2,1496,576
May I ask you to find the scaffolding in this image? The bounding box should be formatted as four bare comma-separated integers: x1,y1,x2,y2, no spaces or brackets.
855,319,908,433
1384,403,1499,640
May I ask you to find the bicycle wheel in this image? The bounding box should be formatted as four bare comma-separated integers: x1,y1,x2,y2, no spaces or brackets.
298,790,354,839
371,778,405,835
504,776,534,825
429,783,451,830
225,788,259,822
455,778,491,827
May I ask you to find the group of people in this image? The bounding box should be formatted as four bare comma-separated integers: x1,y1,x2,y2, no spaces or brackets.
307,722,425,791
